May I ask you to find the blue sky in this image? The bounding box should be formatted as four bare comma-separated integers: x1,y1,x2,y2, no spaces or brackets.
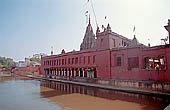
0,0,170,61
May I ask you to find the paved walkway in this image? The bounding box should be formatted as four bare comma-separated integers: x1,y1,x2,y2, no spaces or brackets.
20,74,170,98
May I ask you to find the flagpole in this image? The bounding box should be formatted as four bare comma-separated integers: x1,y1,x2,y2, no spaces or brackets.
104,16,107,27
90,0,98,27
85,11,88,25
133,26,136,38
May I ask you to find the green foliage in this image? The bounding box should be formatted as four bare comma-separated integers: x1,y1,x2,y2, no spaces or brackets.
30,57,40,63
0,64,3,68
0,57,16,70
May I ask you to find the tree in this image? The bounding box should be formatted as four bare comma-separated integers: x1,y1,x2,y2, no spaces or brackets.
0,56,16,70
30,57,40,63
0,64,3,68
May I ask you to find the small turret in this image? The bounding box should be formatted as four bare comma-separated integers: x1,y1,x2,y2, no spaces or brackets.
51,51,53,55
133,35,139,43
61,49,65,54
96,27,100,34
51,46,53,55
107,23,111,31
131,35,139,46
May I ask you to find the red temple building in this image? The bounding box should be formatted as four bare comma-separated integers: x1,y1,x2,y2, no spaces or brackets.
41,19,170,82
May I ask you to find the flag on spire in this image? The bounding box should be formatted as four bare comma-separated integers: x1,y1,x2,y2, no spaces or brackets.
85,15,88,24
85,10,88,14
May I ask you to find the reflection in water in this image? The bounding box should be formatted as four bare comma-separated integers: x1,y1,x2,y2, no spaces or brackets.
40,80,170,110
0,76,169,110
0,76,60,110
0,76,13,83
48,93,145,110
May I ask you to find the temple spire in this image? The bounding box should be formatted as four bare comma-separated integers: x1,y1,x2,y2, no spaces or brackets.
80,14,96,51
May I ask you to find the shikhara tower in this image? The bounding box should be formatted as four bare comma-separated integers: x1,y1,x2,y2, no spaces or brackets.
80,16,96,51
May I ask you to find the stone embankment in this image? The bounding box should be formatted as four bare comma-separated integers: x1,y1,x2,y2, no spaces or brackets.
15,73,170,98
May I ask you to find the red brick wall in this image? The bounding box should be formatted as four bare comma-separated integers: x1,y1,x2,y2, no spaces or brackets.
0,70,11,74
15,66,40,76
96,50,111,79
41,45,170,82
110,46,170,82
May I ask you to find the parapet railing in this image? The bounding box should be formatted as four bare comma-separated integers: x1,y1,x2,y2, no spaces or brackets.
44,75,170,93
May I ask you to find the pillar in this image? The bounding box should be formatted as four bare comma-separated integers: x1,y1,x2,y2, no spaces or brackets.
70,69,72,77
56,69,58,76
82,69,85,77
62,69,64,76
61,69,64,76
58,69,60,76
52,69,54,75
79,69,81,77
72,69,74,77
65,69,67,76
